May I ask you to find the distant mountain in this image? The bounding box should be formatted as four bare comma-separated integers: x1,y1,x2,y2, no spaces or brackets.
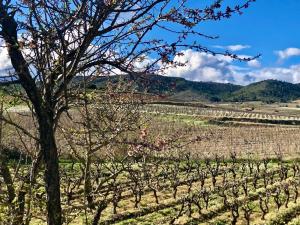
83,74,300,103
2,74,300,103
81,74,242,102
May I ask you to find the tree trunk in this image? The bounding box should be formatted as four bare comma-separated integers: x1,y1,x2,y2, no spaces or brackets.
84,152,94,209
14,190,26,225
39,115,62,225
92,201,107,225
0,155,15,204
83,75,94,209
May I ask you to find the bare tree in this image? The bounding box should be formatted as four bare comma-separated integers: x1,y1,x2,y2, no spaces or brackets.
0,0,256,224
60,79,142,210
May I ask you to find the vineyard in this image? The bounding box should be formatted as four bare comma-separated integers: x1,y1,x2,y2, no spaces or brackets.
40,153,300,225
143,104,300,125
6,151,295,225
144,104,300,159
1,102,300,224
0,0,299,224
110,156,298,225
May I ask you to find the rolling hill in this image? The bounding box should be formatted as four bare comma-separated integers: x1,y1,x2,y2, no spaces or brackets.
71,74,242,102
226,79,300,103
83,74,300,103
2,74,300,103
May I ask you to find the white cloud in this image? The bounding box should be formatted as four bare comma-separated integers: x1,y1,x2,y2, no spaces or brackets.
247,65,300,84
237,54,261,68
133,55,155,72
0,41,12,71
162,49,300,85
163,49,237,83
247,59,261,68
214,44,251,52
275,48,300,61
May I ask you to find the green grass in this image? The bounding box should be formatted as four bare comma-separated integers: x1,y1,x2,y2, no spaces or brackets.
155,114,210,126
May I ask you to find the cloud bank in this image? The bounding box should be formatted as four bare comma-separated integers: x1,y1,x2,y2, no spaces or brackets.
163,49,300,85
275,48,300,61
1,42,300,86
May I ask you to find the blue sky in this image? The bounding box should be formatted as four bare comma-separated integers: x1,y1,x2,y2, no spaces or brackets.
162,0,300,85
201,0,300,67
